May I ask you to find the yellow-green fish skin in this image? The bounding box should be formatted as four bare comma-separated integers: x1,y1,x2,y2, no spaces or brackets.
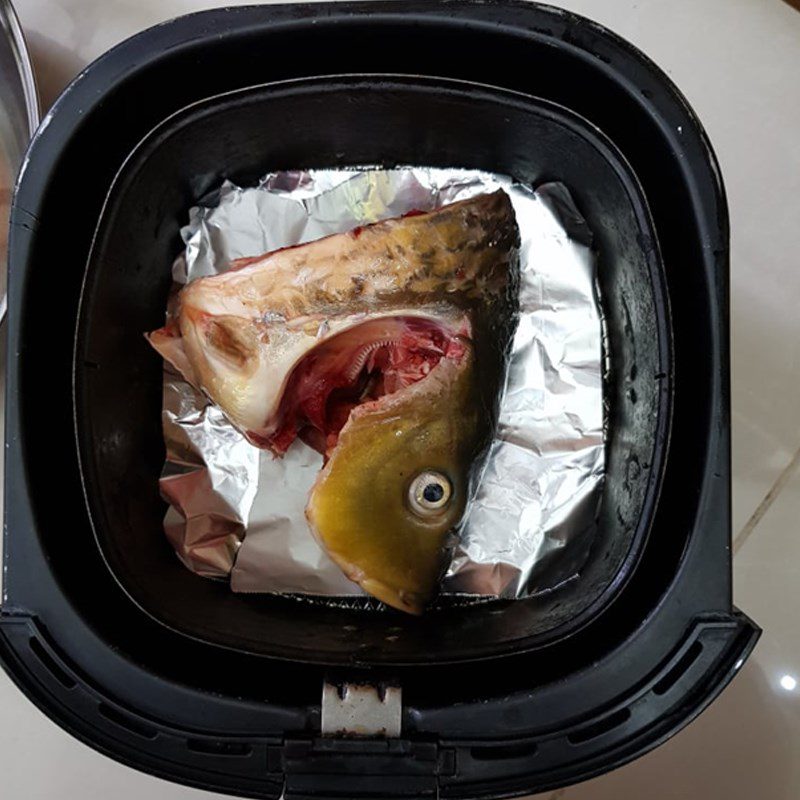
306,348,483,614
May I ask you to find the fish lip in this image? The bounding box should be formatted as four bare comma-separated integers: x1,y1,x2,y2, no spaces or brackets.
360,579,427,615
300,504,428,614
303,534,428,615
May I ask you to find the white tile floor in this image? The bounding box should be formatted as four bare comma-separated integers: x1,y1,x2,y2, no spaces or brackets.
3,0,800,797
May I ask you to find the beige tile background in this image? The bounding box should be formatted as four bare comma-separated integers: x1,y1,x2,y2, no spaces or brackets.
2,0,799,797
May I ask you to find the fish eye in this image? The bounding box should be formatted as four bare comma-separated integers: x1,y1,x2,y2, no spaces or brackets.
408,471,453,516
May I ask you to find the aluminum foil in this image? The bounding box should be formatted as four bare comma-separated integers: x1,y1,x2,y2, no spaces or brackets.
158,168,604,600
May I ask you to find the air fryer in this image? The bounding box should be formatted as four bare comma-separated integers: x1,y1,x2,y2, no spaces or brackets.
1,3,758,799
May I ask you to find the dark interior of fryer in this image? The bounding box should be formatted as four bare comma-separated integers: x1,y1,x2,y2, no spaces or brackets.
74,77,669,665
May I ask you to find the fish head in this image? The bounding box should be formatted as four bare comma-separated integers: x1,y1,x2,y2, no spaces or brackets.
306,340,483,615
146,191,520,613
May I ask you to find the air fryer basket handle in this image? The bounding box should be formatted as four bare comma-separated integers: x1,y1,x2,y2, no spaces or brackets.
0,611,759,797
268,614,759,800
272,738,453,799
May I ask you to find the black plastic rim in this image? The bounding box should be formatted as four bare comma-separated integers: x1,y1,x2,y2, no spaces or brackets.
73,74,671,664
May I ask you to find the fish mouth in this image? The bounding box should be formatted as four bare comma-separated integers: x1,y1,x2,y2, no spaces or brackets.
250,314,470,458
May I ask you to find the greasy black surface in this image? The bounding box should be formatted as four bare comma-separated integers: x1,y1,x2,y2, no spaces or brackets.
75,77,668,663
3,2,754,798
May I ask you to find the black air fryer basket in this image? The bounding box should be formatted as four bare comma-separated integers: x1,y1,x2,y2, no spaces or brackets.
1,3,759,799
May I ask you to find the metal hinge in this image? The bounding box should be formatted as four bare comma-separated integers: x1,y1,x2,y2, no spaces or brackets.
321,680,402,737
269,681,454,799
